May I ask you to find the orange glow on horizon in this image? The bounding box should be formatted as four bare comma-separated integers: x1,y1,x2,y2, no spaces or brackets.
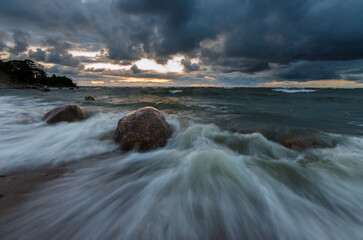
187,83,218,87
91,81,105,84
259,80,363,88
203,76,216,80
119,77,171,83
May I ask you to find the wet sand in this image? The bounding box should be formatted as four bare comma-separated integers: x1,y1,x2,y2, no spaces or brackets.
0,153,117,218
0,165,70,215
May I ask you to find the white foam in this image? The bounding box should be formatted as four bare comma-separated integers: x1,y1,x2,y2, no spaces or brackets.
2,121,363,240
169,89,183,94
197,104,218,109
0,96,122,173
272,88,317,93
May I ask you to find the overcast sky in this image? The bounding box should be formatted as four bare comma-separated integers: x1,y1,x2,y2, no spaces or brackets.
1,0,363,87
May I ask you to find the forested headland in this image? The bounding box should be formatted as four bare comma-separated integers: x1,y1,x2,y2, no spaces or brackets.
0,59,76,89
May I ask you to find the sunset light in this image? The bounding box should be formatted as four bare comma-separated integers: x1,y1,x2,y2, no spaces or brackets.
86,63,130,71
1,1,363,239
91,80,105,84
69,50,101,58
259,80,363,88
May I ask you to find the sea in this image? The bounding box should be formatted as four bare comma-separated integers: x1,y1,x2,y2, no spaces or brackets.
0,87,363,240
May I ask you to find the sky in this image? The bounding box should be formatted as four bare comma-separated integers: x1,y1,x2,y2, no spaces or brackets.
1,0,363,87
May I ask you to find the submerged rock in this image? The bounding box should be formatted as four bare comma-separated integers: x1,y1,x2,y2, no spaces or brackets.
114,107,172,151
42,104,86,124
238,129,261,135
282,136,323,151
84,96,96,101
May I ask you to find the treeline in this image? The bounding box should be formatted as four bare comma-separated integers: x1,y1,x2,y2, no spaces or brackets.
0,59,76,87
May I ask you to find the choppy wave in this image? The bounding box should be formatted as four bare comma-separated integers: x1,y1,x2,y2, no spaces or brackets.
272,88,317,93
1,91,363,240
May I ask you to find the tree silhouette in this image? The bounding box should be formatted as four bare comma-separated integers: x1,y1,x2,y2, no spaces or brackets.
0,59,76,87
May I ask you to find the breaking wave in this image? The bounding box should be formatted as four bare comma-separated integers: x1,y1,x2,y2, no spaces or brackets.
272,88,317,93
169,89,183,94
0,96,121,173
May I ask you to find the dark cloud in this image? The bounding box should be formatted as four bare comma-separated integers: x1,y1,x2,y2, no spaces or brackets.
111,0,363,73
24,37,82,67
277,61,340,80
0,29,7,51
41,37,73,54
120,60,133,65
46,65,83,76
47,52,81,67
1,0,363,83
109,0,216,60
0,0,94,34
222,0,363,64
130,64,142,74
28,48,46,61
210,58,270,74
182,59,200,72
267,59,363,81
9,30,30,55
41,37,82,67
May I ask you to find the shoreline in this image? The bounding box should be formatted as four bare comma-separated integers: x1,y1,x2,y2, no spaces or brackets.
0,165,69,214
0,153,117,218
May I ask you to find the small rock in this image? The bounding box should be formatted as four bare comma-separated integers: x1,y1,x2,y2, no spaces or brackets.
69,87,74,90
42,104,86,124
282,136,323,151
0,174,5,178
43,173,49,177
84,96,96,101
238,129,262,135
0,192,4,198
238,129,270,138
114,107,172,151
42,88,51,92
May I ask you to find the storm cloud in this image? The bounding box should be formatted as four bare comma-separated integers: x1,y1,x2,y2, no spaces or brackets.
9,30,30,55
0,29,7,51
1,0,363,84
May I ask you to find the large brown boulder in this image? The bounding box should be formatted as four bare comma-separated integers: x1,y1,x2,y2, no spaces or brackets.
42,104,86,124
282,136,323,151
114,107,172,151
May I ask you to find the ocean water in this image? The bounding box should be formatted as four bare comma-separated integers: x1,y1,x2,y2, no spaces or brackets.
0,87,363,240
